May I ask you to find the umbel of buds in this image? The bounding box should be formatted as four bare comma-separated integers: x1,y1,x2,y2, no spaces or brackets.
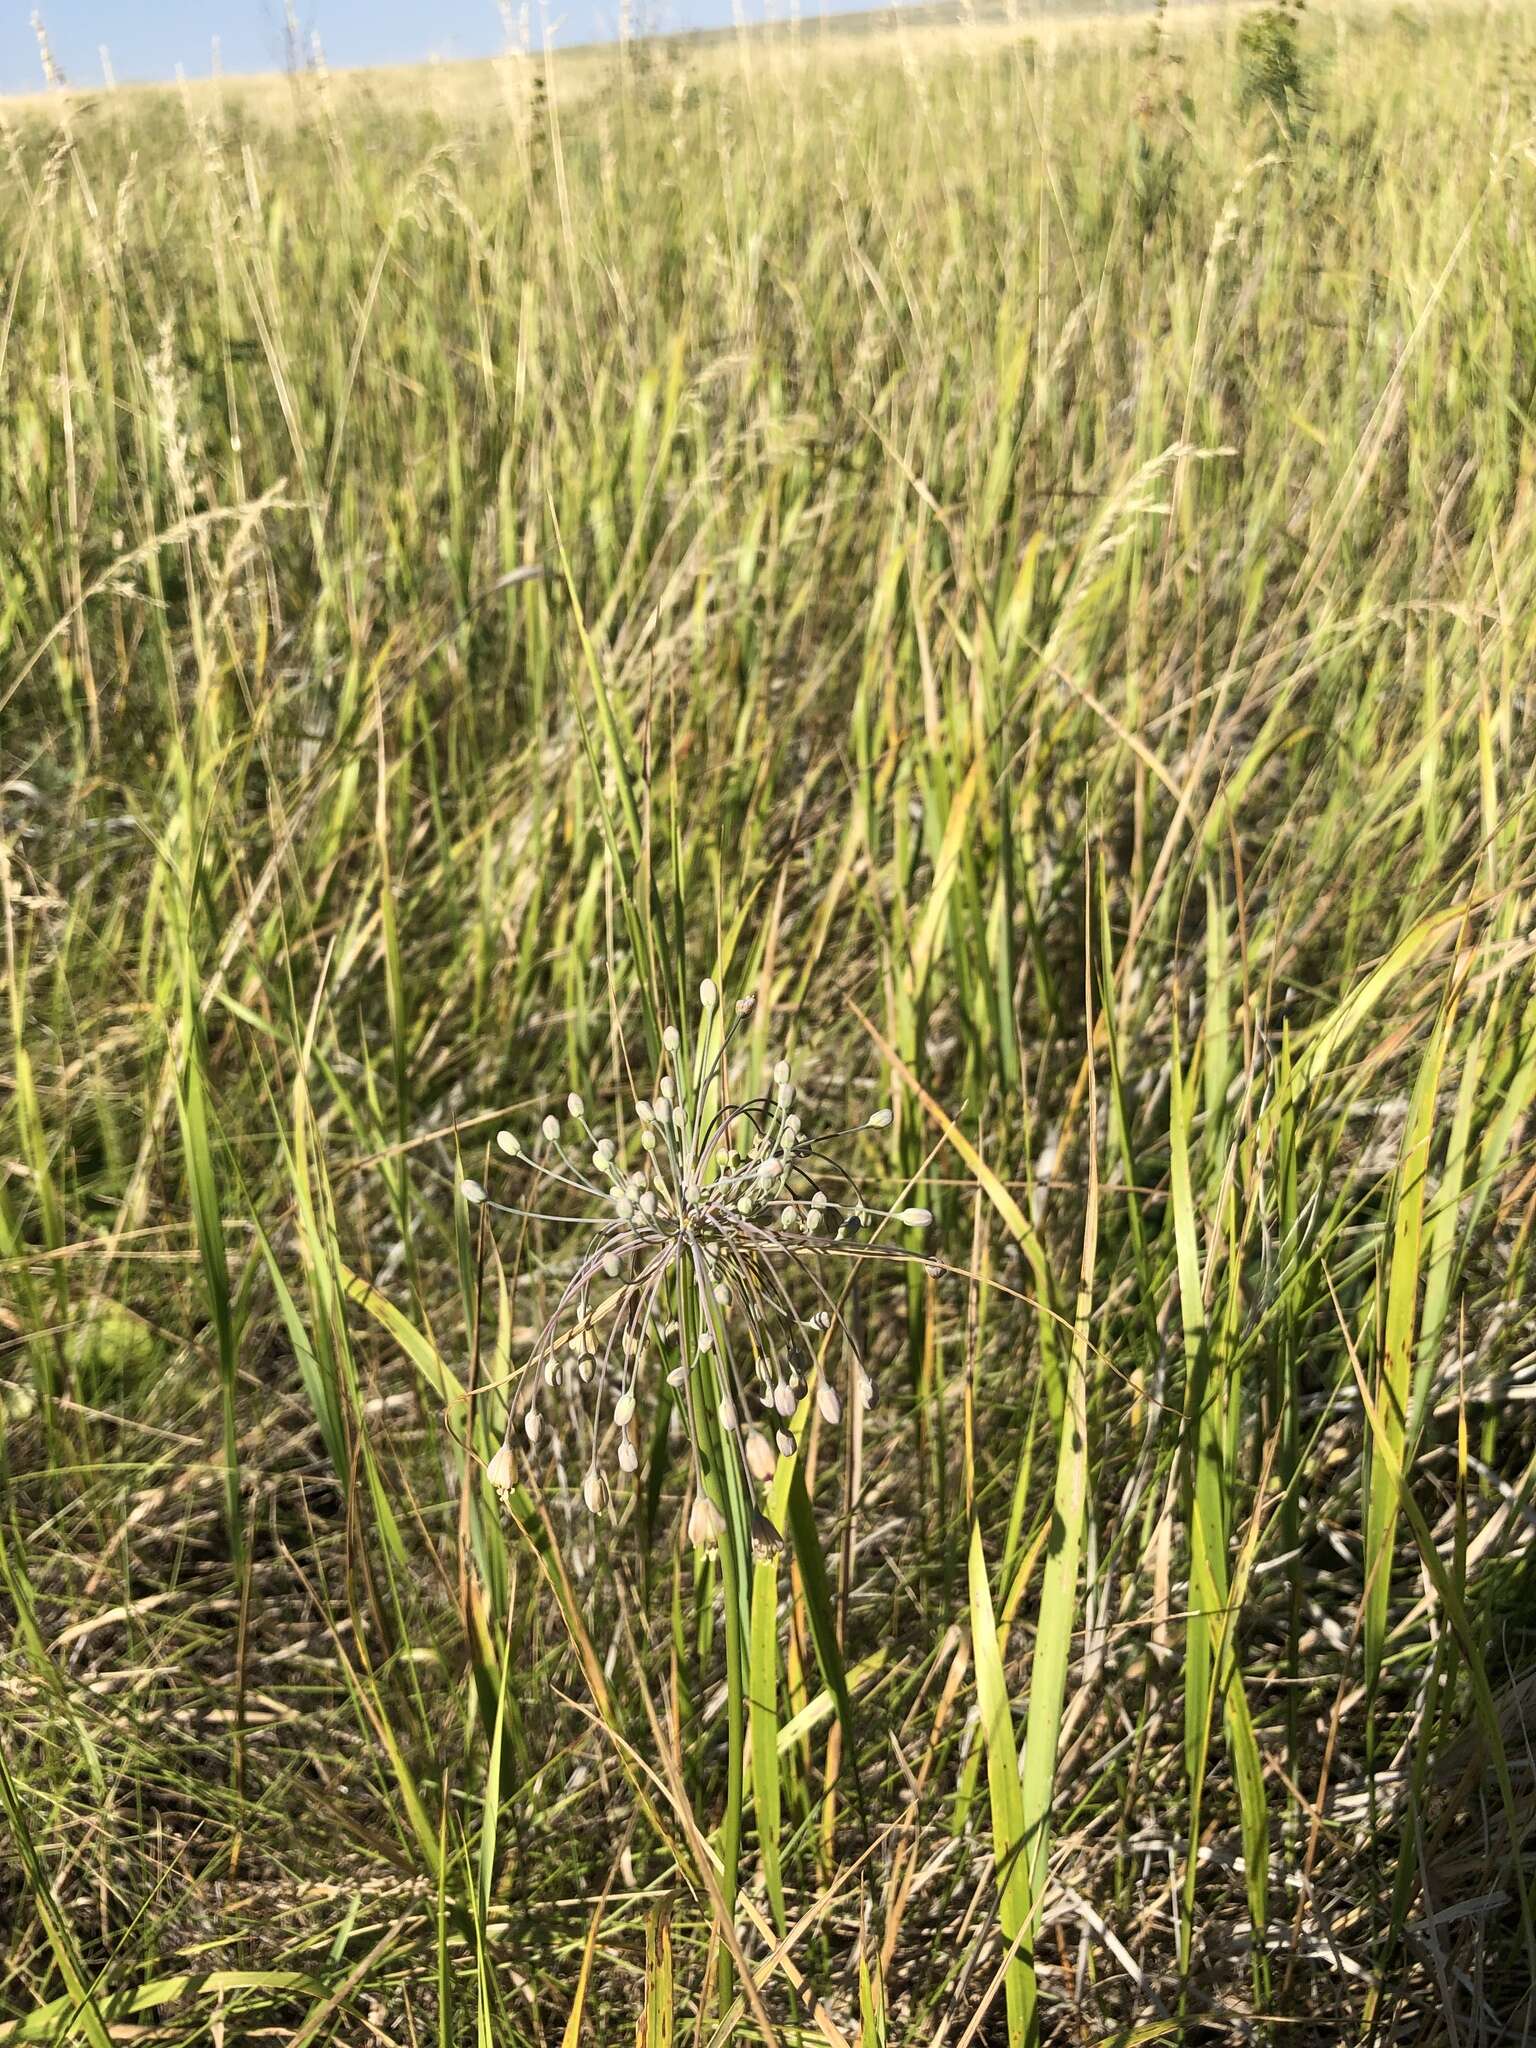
467,979,936,1546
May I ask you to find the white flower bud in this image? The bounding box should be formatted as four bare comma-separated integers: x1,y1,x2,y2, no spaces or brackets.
817,1379,842,1426
688,1494,727,1550
699,977,718,1012
869,1107,893,1129
487,1442,516,1491
858,1367,875,1408
541,1114,559,1142
567,1091,585,1119
713,1281,731,1306
735,995,755,1017
635,1098,654,1124
773,1380,796,1418
718,1395,739,1432
659,1076,674,1102
666,1363,689,1389
773,1059,790,1087
744,1429,777,1482
618,1436,639,1473
901,1207,933,1229
459,1178,487,1205
776,1082,794,1109
662,1025,680,1053
775,1428,797,1459
696,1327,714,1353
614,1390,636,1428
524,1409,542,1445
582,1468,607,1514
496,1129,522,1156
602,1251,622,1279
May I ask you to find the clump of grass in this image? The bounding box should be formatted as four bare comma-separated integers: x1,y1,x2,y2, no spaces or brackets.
1236,0,1312,129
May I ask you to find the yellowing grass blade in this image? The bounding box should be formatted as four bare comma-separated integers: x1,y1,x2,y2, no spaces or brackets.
637,1903,674,2048
1169,1013,1269,1971
1364,983,1457,1697
750,1549,787,1936
560,1880,612,2048
1015,1018,1100,2043
907,756,979,996
967,1515,1031,2045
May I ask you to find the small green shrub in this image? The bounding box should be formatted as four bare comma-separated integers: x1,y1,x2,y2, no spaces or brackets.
1237,0,1312,129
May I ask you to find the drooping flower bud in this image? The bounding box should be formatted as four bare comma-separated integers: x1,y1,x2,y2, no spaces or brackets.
460,1178,486,1205
817,1379,842,1426
524,1409,542,1444
582,1468,607,1514
744,1429,777,1482
486,1442,516,1492
618,1436,639,1473
751,1511,784,1562
688,1493,727,1550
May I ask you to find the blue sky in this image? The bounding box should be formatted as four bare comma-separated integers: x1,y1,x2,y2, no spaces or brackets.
3,0,885,89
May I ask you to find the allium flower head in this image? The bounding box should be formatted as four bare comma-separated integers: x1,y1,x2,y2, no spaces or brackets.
472,987,932,1539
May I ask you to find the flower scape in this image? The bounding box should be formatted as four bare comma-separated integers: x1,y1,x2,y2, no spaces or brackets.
466,981,936,1551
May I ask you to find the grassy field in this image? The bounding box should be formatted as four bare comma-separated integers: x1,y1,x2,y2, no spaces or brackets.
5,3,1536,2041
